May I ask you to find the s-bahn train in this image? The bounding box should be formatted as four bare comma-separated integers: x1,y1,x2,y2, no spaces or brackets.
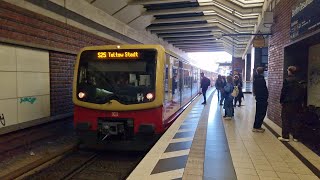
72,45,216,150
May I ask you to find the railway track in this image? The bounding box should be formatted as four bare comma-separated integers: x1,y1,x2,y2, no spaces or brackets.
0,119,74,159
21,150,144,180
0,118,78,179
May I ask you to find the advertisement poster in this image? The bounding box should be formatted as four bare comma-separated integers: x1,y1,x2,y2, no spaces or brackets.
308,44,320,106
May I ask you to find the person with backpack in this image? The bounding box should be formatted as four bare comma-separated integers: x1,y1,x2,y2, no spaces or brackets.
278,66,304,142
233,75,244,107
200,72,210,105
252,67,269,132
223,75,234,119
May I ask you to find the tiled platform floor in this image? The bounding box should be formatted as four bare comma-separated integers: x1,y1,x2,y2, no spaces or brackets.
127,91,320,180
224,94,319,180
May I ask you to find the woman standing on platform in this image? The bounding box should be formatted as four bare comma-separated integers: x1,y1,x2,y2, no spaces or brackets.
223,76,234,119
233,75,244,107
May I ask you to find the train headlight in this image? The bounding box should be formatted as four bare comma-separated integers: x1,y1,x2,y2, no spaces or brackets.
78,92,86,99
146,93,154,100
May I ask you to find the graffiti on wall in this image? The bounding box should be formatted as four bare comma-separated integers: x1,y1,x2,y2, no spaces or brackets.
20,97,37,104
0,114,5,126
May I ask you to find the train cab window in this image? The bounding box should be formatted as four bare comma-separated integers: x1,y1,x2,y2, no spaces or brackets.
77,49,157,104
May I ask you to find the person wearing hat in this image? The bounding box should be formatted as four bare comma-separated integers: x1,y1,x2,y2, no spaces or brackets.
278,66,304,142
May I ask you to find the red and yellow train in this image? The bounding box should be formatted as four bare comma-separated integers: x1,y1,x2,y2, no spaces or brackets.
72,45,216,149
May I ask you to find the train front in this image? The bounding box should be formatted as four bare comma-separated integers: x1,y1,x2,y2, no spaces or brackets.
72,45,165,150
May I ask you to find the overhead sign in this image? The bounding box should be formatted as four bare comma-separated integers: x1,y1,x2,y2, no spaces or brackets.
290,0,320,39
253,35,265,48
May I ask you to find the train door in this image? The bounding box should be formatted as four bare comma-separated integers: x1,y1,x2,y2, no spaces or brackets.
181,63,192,106
163,55,180,120
178,61,183,106
192,67,199,97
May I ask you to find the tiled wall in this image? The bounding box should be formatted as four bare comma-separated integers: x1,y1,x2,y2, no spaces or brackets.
0,1,118,124
0,44,50,129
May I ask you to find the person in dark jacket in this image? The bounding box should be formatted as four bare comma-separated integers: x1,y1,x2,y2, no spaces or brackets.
233,75,244,107
219,76,227,105
200,72,210,105
278,66,303,142
223,75,234,119
252,67,269,133
215,75,224,100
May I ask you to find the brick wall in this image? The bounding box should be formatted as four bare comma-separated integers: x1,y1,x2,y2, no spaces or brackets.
49,52,76,116
267,0,298,126
0,1,118,116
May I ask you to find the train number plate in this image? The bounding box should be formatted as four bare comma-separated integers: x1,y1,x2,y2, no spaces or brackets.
111,112,119,117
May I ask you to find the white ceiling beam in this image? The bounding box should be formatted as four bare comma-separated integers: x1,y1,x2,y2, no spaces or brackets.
227,0,264,8
180,47,225,50
143,5,260,18
147,22,254,33
151,27,223,34
128,0,195,5
175,44,224,47
152,17,255,33
168,39,217,43
221,36,249,44
152,14,257,26
205,0,262,14
183,49,225,52
158,32,215,38
172,41,221,45
164,35,249,44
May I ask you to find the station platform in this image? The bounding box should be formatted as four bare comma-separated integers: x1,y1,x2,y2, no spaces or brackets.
127,91,320,180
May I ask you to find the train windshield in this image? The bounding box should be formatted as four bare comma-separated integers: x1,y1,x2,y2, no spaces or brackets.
77,49,157,104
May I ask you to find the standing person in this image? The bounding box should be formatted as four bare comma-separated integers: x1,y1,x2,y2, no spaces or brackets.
215,75,224,100
252,67,269,132
223,76,234,119
220,76,227,105
200,72,210,105
233,75,244,107
278,66,303,142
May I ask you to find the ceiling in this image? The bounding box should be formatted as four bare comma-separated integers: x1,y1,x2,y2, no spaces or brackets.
85,0,272,57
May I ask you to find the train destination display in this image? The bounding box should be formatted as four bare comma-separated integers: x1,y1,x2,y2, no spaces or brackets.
97,51,140,59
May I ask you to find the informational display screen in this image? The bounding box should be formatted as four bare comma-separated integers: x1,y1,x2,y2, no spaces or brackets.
290,0,320,39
